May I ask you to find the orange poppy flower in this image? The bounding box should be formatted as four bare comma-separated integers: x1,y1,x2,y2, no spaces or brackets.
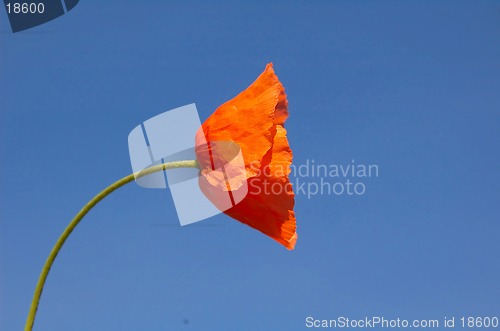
195,63,297,250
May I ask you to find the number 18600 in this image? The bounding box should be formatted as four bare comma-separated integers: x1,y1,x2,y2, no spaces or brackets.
5,2,45,14
460,316,499,328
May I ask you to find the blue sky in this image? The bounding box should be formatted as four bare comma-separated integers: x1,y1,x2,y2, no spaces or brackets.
1,1,499,330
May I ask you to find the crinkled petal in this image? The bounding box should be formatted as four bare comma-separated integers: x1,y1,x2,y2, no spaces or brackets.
196,63,284,178
195,63,297,249
221,125,296,249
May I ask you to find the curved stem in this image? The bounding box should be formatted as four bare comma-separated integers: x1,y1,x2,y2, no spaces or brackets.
24,160,199,331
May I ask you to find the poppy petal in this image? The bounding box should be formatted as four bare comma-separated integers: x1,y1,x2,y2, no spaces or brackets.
195,63,297,249
198,63,284,177
222,125,296,249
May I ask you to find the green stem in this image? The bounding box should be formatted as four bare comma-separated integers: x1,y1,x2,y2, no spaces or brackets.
24,160,199,331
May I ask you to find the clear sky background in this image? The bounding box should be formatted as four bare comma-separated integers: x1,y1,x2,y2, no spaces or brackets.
1,1,499,330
